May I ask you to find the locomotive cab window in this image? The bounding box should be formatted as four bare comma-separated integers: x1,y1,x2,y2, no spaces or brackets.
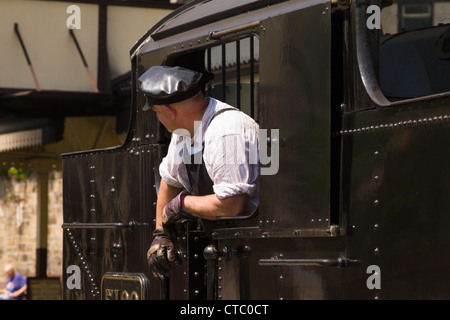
205,37,259,121
379,0,450,101
163,37,260,119
158,35,261,222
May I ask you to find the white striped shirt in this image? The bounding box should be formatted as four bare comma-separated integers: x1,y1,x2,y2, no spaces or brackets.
159,98,259,215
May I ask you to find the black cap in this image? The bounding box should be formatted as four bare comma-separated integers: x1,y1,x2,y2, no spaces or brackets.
139,66,203,110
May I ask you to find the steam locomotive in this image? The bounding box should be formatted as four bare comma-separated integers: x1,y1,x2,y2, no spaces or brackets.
62,0,450,300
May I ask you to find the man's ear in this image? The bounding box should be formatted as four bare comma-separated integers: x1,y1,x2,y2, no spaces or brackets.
164,105,176,120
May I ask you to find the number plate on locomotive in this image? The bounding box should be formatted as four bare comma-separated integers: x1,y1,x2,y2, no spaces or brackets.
101,273,148,300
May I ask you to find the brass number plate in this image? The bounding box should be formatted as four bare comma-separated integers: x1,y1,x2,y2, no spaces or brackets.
101,273,147,300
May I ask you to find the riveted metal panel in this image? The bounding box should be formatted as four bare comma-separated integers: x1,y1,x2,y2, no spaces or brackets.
342,98,450,299
258,3,332,233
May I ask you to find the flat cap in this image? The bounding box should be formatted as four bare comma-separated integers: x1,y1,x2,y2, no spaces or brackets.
139,66,203,110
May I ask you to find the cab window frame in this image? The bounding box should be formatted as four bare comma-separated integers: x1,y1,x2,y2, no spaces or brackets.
353,0,450,111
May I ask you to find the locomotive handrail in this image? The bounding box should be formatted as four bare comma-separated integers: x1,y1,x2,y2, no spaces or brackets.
258,257,360,268
209,21,261,40
61,221,145,229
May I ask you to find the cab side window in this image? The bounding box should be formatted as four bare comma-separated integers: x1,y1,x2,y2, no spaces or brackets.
380,1,450,100
205,36,259,122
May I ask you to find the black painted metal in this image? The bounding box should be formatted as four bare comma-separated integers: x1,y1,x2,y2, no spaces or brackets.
62,0,450,300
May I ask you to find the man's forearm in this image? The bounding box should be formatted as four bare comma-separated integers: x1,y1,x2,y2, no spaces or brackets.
12,285,26,298
156,179,182,229
183,193,248,220
156,178,249,223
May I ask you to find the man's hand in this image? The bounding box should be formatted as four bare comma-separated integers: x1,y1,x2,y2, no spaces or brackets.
147,229,176,280
162,191,194,237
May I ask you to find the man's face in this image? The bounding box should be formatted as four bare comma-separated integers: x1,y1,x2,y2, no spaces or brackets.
152,104,175,132
4,268,13,278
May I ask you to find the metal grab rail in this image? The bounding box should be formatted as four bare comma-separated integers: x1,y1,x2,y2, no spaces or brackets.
61,221,146,229
258,257,361,267
209,21,261,40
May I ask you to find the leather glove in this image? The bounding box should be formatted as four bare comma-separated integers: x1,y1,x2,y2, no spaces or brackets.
162,191,195,239
147,229,176,280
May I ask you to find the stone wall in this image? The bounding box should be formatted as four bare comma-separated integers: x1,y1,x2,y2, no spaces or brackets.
0,170,63,281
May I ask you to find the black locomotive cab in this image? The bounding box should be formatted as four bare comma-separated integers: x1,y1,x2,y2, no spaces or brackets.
62,0,450,300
